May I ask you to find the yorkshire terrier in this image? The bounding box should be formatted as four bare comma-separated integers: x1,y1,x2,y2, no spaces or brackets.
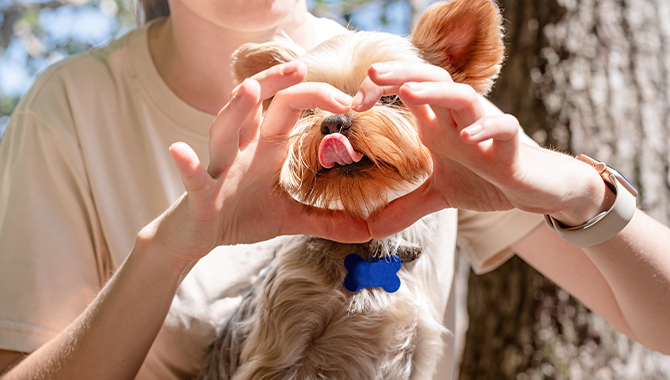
198,0,504,378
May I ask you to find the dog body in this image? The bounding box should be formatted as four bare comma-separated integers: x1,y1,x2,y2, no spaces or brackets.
198,0,504,378
200,217,445,380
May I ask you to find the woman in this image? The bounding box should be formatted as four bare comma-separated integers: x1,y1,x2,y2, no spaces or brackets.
1,0,669,377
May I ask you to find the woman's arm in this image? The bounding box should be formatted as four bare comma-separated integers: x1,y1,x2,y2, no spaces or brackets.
0,62,370,379
1,236,187,379
513,210,670,355
361,60,670,354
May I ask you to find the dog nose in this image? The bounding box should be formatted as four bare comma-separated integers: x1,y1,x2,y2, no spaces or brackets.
320,114,352,135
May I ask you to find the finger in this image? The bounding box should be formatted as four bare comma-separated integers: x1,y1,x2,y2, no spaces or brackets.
367,179,447,239
399,81,484,129
280,202,371,243
235,62,307,150
461,114,520,144
208,78,262,177
367,61,453,86
351,76,401,112
352,61,453,112
238,101,262,150
404,102,438,133
170,142,213,197
250,61,308,101
260,82,354,138
461,114,520,161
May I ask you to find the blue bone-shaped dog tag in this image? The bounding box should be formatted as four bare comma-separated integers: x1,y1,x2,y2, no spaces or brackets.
343,253,402,293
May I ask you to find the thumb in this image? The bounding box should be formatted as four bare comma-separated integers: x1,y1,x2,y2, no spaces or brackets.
281,202,372,244
169,142,214,197
368,178,446,239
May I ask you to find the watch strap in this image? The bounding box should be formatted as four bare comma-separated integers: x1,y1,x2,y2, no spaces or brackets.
544,174,637,248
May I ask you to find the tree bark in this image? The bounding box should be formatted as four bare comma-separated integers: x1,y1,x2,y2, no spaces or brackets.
459,0,670,378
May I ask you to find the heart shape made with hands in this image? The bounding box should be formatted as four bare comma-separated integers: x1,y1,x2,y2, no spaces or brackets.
231,0,504,220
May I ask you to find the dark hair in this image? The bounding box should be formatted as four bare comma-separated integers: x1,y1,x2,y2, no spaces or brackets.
139,0,170,23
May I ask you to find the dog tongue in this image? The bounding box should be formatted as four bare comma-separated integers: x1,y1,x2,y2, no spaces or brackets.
318,133,364,169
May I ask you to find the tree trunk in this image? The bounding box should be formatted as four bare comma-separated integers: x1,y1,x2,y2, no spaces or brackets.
459,0,670,378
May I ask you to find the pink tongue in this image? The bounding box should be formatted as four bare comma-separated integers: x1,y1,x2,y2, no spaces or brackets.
318,133,364,169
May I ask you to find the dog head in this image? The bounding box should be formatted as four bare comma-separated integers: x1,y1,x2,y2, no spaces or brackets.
232,0,504,219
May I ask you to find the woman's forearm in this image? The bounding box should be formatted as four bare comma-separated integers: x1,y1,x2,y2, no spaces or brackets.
583,210,670,354
516,210,670,355
2,233,191,380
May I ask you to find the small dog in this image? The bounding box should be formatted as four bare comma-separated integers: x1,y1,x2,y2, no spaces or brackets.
198,0,504,378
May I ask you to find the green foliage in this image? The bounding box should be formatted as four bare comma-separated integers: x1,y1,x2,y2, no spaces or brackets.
0,96,16,115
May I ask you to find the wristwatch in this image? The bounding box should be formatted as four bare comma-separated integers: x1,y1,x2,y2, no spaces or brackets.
544,154,638,248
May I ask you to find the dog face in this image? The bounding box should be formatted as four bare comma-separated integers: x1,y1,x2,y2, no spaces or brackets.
232,0,504,219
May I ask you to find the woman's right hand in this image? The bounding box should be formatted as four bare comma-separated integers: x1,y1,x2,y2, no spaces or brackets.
140,62,371,271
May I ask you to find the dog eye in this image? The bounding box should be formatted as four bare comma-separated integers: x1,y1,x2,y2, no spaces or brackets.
379,95,403,106
303,109,316,116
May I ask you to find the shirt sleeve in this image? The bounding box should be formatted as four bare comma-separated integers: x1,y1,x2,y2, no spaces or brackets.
0,108,107,353
457,209,542,274
456,96,544,274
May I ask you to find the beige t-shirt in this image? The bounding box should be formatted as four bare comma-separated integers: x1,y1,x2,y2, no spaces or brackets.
0,18,543,379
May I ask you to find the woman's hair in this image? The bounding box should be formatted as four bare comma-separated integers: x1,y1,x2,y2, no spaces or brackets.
139,0,170,23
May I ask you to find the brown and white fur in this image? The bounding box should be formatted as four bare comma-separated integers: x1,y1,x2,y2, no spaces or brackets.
198,0,504,379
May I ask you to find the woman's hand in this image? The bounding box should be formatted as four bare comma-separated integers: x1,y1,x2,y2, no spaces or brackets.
141,62,371,269
353,61,609,238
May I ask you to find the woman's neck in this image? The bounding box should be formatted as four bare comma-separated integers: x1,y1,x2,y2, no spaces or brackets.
148,0,316,115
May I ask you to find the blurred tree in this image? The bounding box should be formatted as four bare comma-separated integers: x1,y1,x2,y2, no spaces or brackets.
0,0,135,134
459,0,670,379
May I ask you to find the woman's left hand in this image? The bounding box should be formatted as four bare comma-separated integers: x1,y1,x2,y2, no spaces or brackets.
352,61,608,238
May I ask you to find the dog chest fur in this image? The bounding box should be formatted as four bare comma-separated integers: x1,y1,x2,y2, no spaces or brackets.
199,216,446,380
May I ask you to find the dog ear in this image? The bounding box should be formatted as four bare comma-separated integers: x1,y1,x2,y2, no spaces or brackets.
411,0,504,94
231,37,306,84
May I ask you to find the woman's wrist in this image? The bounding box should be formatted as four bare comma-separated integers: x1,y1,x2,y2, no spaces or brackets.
549,160,616,227
136,189,225,273
134,214,205,282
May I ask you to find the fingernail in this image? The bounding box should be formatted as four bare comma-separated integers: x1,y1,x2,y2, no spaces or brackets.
352,91,364,109
230,83,243,100
404,82,424,92
280,62,298,75
334,92,354,106
463,124,482,136
372,62,392,75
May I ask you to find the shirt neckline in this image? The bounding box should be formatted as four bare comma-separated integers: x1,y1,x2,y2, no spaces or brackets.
127,18,216,134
